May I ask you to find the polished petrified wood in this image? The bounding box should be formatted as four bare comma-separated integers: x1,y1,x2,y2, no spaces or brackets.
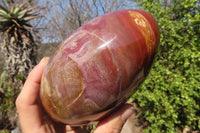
40,9,160,125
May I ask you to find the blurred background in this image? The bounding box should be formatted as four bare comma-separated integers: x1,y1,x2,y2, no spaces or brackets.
0,0,199,132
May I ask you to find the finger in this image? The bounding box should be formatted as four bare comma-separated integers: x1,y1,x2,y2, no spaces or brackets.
15,57,49,133
94,103,133,133
16,57,49,106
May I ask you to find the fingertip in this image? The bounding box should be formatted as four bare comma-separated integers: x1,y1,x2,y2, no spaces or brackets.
27,57,49,82
120,104,134,122
94,103,133,133
39,57,50,66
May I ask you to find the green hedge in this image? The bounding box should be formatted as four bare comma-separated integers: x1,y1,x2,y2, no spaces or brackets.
130,0,200,132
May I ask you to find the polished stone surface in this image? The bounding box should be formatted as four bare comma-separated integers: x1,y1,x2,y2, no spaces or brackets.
40,9,159,125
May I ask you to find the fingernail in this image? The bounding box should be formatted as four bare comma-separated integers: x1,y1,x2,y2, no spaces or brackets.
121,107,133,121
39,57,48,64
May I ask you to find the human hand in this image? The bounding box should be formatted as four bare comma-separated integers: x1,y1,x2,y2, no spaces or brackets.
16,57,133,133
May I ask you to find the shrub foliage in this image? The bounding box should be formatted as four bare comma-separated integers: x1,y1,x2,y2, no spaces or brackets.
130,0,200,132
0,71,21,130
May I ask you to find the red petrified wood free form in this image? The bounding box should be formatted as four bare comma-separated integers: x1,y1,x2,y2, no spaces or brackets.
40,9,160,125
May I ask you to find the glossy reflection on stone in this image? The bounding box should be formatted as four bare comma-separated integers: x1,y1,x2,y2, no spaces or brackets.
40,9,160,125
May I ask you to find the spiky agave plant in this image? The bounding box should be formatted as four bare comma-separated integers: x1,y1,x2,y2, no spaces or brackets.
0,1,42,84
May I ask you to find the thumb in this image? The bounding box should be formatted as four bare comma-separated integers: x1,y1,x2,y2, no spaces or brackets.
94,103,133,133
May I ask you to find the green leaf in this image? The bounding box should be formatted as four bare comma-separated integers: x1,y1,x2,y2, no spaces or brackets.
23,15,42,21
0,5,10,13
0,71,6,87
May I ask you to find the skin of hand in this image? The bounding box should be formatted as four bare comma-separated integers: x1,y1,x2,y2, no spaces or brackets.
16,57,133,133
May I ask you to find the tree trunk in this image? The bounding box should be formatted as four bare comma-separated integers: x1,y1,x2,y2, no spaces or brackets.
1,26,37,84
0,26,37,130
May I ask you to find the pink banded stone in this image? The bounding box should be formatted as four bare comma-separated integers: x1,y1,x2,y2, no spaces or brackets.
40,9,159,125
